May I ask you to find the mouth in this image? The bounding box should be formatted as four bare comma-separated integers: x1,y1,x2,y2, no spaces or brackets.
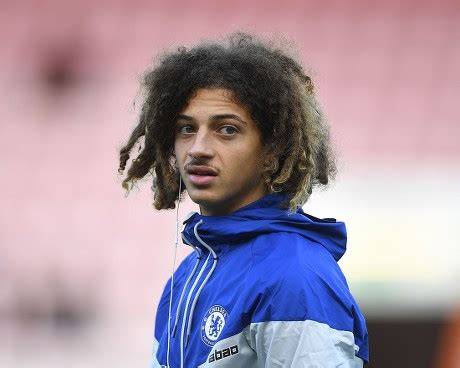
186,165,218,186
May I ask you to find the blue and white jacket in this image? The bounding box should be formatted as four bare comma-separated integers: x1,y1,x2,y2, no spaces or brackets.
151,194,369,367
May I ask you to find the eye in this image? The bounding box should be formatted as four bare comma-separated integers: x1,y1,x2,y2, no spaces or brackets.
218,125,239,136
177,124,195,135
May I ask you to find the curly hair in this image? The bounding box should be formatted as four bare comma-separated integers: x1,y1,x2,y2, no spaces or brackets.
118,32,336,212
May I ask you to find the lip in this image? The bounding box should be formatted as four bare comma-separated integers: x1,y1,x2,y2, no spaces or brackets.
186,165,218,187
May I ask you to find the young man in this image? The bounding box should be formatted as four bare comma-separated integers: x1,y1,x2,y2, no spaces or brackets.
119,33,369,367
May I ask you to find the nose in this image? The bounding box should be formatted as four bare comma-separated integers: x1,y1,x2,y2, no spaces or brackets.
187,129,215,160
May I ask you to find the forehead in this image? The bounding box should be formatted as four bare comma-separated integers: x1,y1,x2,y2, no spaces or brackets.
181,88,251,119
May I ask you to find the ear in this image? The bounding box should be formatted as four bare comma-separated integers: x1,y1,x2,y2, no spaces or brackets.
261,146,279,173
170,151,178,168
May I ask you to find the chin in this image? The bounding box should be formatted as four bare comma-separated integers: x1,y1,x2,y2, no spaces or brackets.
187,189,218,206
188,192,229,214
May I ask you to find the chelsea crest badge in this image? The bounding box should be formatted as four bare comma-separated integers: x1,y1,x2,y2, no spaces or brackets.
201,305,228,346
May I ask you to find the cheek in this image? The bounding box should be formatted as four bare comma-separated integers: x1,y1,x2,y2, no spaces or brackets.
174,142,186,163
230,147,264,176
247,141,265,167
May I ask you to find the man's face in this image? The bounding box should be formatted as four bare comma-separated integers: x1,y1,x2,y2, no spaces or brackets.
174,88,267,216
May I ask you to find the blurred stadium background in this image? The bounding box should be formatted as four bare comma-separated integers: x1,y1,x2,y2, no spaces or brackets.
1,0,459,366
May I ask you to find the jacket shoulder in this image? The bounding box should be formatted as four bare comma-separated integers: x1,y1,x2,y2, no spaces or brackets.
250,231,344,284
246,232,360,331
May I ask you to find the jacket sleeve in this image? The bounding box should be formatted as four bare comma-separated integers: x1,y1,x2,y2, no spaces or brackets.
245,319,364,367
242,234,368,367
148,338,162,368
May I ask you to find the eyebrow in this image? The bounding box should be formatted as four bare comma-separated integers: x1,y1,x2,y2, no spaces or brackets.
176,113,248,125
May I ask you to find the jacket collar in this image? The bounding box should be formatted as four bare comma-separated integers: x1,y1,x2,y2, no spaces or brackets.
181,193,347,261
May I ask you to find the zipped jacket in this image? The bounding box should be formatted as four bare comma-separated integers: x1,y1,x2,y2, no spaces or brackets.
150,194,369,367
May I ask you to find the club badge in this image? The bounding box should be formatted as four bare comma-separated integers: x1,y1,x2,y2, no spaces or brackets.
201,305,228,346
